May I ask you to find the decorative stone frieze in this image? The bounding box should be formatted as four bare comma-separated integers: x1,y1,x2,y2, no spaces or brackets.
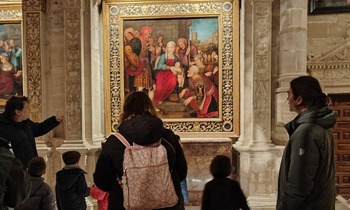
307,37,350,93
64,0,82,139
22,0,46,12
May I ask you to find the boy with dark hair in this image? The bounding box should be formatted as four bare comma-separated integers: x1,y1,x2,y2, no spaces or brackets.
202,155,250,210
56,151,90,210
16,156,56,210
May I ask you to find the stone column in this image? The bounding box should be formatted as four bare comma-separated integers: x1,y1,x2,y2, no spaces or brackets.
90,0,105,145
234,0,281,209
273,0,308,144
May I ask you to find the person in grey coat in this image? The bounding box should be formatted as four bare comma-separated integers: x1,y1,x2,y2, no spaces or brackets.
16,156,56,210
276,76,337,210
0,137,30,210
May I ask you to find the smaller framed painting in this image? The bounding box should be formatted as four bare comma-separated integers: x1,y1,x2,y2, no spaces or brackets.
309,0,350,14
0,2,23,107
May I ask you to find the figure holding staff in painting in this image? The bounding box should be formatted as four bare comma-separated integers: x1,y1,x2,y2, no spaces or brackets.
124,27,143,94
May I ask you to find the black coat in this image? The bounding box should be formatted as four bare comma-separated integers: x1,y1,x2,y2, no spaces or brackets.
277,107,337,210
16,176,56,210
0,113,60,168
94,114,188,210
0,138,31,210
202,178,250,210
56,167,90,210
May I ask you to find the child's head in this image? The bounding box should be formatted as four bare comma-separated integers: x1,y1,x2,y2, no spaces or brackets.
175,61,181,68
62,151,81,165
210,155,232,179
28,156,46,177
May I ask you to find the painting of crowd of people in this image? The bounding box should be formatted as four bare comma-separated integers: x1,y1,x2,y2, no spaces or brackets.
123,18,219,119
0,23,23,105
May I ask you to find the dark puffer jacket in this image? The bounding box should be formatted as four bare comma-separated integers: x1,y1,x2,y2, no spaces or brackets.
0,113,60,168
277,107,337,210
56,167,90,210
94,114,188,210
0,137,31,210
16,176,56,210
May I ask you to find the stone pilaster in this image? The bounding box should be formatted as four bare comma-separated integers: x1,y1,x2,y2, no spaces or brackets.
63,0,83,141
273,0,308,145
234,0,280,209
237,0,274,148
90,0,105,145
22,0,46,122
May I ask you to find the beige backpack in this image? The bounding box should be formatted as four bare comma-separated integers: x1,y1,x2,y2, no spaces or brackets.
114,132,178,210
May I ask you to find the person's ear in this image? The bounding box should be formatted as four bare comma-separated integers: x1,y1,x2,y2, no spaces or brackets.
14,109,21,116
296,96,303,106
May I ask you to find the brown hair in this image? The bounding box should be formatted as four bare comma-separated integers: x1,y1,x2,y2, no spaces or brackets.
28,156,46,177
119,91,157,123
290,76,329,108
62,151,81,165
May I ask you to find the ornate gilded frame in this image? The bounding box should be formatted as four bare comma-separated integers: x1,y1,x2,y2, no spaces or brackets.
0,2,22,107
103,0,239,137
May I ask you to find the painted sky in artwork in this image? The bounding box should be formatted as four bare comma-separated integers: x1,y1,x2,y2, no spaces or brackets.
190,18,218,41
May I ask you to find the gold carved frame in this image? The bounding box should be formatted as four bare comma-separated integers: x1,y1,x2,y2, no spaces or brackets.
103,0,239,137
0,2,22,107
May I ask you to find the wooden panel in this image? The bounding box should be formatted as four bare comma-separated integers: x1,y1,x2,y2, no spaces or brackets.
330,94,350,199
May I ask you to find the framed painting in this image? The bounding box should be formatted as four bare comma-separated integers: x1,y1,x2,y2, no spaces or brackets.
103,0,239,136
0,2,23,107
309,0,350,14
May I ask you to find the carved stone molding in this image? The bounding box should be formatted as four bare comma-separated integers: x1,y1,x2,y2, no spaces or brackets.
0,4,21,21
25,12,42,122
22,0,46,13
307,37,350,93
64,0,82,139
308,37,350,69
251,0,273,145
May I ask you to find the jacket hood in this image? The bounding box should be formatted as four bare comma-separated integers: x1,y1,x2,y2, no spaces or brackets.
56,167,86,191
118,114,164,145
30,177,45,193
284,107,337,136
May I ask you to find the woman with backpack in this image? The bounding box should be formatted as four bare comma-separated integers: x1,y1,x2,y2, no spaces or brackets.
93,91,188,210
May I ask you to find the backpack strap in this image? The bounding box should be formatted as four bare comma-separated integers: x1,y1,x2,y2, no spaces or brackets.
114,132,131,148
161,138,176,172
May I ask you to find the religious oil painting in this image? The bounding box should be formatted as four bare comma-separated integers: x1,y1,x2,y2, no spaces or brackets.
309,0,350,14
104,1,239,135
0,2,23,107
123,18,219,119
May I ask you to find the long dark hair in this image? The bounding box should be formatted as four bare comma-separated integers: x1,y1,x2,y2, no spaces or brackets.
290,76,329,108
119,91,157,123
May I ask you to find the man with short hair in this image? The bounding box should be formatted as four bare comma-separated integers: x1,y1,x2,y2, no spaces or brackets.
276,76,337,210
0,95,64,168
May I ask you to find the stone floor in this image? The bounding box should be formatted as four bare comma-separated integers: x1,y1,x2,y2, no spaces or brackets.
185,202,349,210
